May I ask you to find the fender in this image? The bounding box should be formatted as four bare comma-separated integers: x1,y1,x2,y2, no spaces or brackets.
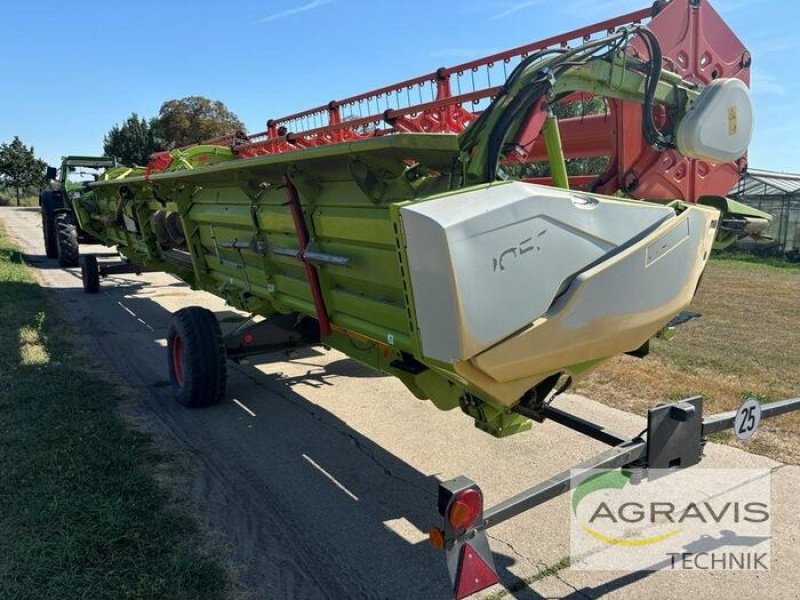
39,189,67,215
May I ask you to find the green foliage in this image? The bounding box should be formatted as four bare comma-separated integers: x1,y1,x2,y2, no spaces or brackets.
103,97,245,164
505,96,610,180
0,136,46,206
711,252,800,270
155,96,245,149
103,113,160,166
554,95,607,119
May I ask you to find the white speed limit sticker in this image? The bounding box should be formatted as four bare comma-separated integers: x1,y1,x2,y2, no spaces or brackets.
734,398,762,441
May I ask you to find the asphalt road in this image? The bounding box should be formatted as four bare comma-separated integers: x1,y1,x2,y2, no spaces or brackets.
2,206,798,600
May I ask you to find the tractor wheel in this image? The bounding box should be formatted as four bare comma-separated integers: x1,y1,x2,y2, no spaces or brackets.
42,213,58,258
81,255,100,294
56,213,79,268
167,306,227,408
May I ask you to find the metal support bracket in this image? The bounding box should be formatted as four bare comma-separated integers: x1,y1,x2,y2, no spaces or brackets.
98,261,147,277
223,312,320,362
435,394,800,599
283,175,332,337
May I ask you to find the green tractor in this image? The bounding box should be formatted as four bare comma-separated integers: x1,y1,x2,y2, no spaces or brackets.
40,156,116,266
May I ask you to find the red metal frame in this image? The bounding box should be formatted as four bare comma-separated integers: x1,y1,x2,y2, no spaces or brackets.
593,0,751,201
283,176,332,337
150,2,749,204
234,6,653,160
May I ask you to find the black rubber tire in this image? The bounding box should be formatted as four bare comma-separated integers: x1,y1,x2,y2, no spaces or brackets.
42,213,58,258
167,307,227,408
81,255,100,294
56,213,79,268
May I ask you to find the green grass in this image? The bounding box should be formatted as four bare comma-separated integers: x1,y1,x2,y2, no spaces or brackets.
711,252,800,270
485,556,571,599
0,226,227,599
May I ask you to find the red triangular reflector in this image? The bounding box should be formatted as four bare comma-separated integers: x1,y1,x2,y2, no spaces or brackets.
454,542,500,600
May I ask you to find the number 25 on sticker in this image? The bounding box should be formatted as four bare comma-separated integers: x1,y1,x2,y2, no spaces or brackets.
734,397,762,441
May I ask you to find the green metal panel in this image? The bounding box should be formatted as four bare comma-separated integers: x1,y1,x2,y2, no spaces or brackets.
256,206,296,234
543,115,569,190
72,46,752,439
312,206,395,247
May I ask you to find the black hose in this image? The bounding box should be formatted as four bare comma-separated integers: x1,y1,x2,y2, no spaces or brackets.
468,26,669,184
632,27,672,151
483,32,629,180
458,48,567,157
485,80,551,180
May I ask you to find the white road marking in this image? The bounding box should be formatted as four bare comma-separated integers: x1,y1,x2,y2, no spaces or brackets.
117,301,137,317
232,398,257,417
115,300,155,330
302,453,360,501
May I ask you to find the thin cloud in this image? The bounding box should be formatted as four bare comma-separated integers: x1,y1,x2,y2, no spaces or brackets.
252,0,334,25
747,32,798,56
490,1,540,21
751,73,787,96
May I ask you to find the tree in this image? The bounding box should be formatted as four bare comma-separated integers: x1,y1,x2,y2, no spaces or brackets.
155,96,245,149
505,96,610,180
103,113,160,166
0,136,46,206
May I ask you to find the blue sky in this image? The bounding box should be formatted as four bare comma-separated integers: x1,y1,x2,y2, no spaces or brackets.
1,0,797,171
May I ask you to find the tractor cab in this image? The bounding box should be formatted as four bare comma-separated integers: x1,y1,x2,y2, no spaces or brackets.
40,155,116,266
46,156,116,193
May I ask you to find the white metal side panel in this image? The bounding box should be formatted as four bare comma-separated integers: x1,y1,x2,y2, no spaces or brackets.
400,182,675,363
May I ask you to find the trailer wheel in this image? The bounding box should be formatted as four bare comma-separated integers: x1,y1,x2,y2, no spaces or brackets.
167,307,227,408
42,213,58,258
81,255,100,294
56,213,79,268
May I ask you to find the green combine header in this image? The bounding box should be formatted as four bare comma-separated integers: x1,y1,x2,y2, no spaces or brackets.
48,2,800,597
65,1,772,437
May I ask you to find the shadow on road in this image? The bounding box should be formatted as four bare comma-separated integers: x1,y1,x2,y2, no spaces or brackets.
562,530,769,598
23,245,545,600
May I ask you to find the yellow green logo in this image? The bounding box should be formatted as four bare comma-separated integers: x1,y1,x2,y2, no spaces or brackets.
572,471,682,547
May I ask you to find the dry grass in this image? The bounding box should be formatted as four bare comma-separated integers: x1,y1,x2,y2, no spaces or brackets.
0,193,38,207
575,258,800,464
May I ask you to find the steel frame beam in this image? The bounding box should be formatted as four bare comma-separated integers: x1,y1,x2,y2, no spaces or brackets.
703,397,800,436
481,438,647,530
283,175,332,337
440,394,800,541
98,261,146,277
436,394,800,598
223,313,320,362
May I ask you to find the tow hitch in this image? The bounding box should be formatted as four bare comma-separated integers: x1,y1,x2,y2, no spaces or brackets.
432,395,800,599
